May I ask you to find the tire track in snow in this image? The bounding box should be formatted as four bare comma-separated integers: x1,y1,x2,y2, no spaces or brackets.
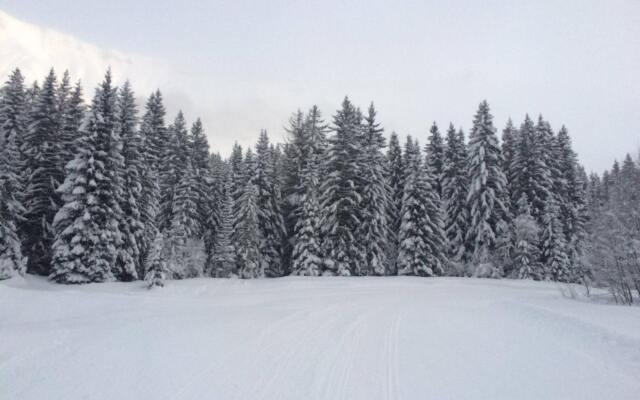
385,313,401,400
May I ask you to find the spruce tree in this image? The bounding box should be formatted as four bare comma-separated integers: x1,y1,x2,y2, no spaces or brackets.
281,110,306,269
138,91,166,269
291,155,323,276
0,68,28,194
319,97,363,276
50,71,126,283
255,130,286,277
501,118,518,209
358,103,391,275
0,68,28,278
540,199,570,281
0,118,26,279
510,115,552,222
442,124,468,262
158,111,189,232
234,178,262,278
22,69,63,275
117,81,144,279
397,155,446,277
465,100,508,266
386,131,404,275
56,71,85,169
164,159,204,279
211,167,236,277
425,122,444,198
512,194,540,279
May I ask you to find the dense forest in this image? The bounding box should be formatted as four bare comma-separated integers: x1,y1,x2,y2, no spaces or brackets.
0,68,638,303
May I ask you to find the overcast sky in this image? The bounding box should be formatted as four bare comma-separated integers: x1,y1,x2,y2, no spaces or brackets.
1,0,639,172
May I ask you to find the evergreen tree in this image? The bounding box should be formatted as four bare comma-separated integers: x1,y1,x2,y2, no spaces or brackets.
50,71,126,283
0,118,26,279
425,122,444,198
512,194,540,279
164,160,205,279
56,71,85,169
465,100,508,265
291,155,323,276
397,156,446,277
510,115,552,222
22,69,63,275
229,142,245,202
442,124,468,262
540,199,570,281
556,126,587,262
211,167,236,277
158,111,189,232
386,131,404,275
319,97,363,276
0,68,28,279
117,81,144,279
281,110,307,269
0,68,28,193
138,91,166,269
255,130,286,277
358,103,391,275
501,118,518,208
234,178,262,278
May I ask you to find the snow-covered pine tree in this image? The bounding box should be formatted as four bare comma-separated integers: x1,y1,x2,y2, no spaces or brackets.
280,111,306,269
211,167,236,277
442,124,468,263
158,111,189,232
540,199,570,281
501,118,518,210
191,120,221,275
0,68,28,195
319,97,363,276
510,115,552,223
255,130,286,277
165,159,205,279
304,106,329,163
386,131,404,275
0,113,26,279
512,194,540,279
138,91,166,269
22,69,64,275
0,69,28,278
50,71,127,283
397,150,446,277
56,71,85,169
233,177,262,278
465,100,508,268
358,103,391,275
230,142,245,203
556,125,587,273
425,122,445,198
291,154,323,276
117,81,145,279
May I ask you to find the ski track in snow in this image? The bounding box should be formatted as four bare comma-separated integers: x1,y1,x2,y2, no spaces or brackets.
1,276,639,400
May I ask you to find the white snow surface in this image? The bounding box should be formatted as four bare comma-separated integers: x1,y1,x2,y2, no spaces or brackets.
1,276,639,400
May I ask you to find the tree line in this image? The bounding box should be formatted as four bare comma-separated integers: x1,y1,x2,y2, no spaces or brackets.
0,68,637,302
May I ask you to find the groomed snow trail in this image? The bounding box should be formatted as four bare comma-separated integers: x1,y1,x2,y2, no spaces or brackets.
1,277,639,400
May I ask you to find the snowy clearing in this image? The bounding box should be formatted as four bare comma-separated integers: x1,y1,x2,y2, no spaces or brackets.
1,276,639,400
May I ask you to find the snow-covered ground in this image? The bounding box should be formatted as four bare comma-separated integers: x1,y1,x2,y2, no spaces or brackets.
1,276,639,400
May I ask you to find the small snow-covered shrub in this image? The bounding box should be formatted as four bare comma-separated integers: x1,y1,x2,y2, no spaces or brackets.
473,262,502,279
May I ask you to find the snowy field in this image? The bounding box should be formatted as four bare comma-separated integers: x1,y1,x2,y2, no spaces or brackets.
1,277,639,400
